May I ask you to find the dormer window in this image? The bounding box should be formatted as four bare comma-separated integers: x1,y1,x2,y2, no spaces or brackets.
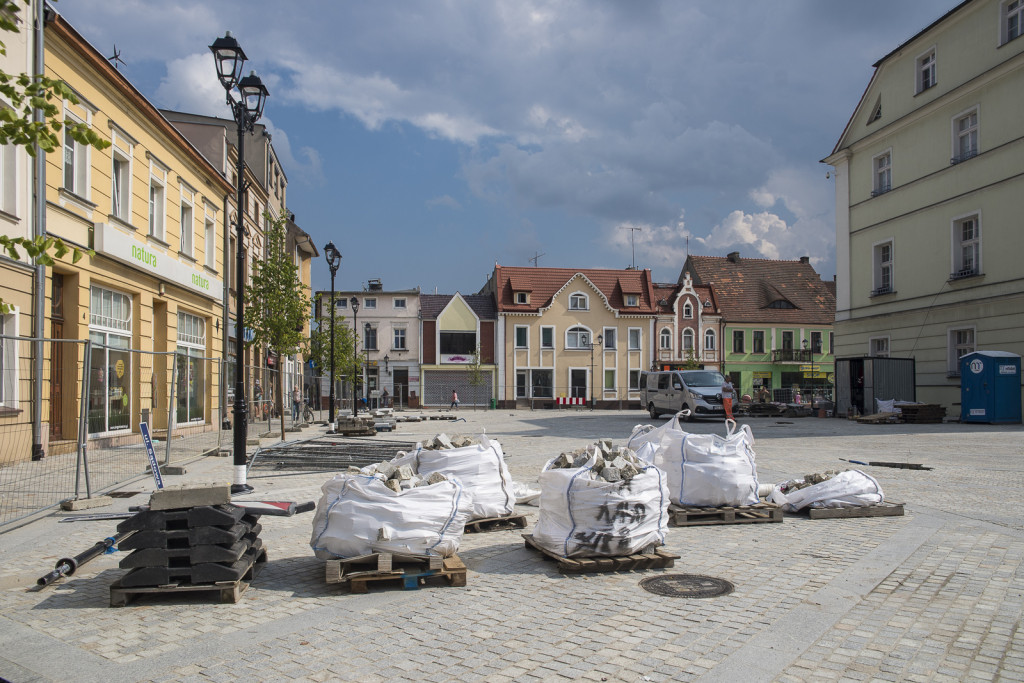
767,300,796,309
625,295,638,307
515,292,529,305
569,292,588,310
683,303,693,319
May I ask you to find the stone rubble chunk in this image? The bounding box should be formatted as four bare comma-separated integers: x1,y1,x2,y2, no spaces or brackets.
377,461,397,479
395,465,415,481
427,472,448,485
601,467,622,483
384,479,402,493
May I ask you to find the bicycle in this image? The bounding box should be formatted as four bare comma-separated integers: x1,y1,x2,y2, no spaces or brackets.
302,399,314,423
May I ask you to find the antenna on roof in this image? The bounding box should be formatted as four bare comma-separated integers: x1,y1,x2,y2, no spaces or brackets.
621,226,641,269
107,44,126,71
529,251,545,267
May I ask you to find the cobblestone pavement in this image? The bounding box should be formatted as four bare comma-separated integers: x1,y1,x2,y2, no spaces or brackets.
0,410,1022,682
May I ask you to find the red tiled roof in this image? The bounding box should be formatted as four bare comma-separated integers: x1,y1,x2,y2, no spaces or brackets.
489,265,659,314
681,255,835,325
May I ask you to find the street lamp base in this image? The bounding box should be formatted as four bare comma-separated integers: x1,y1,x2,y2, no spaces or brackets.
230,483,255,496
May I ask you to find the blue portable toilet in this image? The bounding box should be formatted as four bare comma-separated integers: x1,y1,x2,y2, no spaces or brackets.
960,351,1022,424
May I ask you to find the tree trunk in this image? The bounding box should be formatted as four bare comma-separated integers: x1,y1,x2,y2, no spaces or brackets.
277,367,286,441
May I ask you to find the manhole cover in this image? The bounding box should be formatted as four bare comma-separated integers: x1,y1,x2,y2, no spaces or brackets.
639,574,734,599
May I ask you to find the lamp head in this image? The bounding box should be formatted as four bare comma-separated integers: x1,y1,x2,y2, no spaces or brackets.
350,296,359,312
237,71,269,123
324,240,341,273
209,32,246,91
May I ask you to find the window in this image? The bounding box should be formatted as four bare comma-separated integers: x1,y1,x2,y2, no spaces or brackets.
704,329,716,351
334,297,347,310
811,331,823,354
603,328,616,350
681,329,693,350
0,139,14,215
540,326,554,349
781,331,794,350
661,328,673,350
0,312,16,407
683,302,693,319
364,298,377,309
179,188,194,257
629,369,641,391
569,293,588,310
566,326,589,349
393,328,407,350
753,330,765,354
870,336,890,358
830,332,834,354
604,369,615,391
515,292,529,305
916,48,936,93
952,214,980,279
393,298,406,310
149,171,166,240
176,312,206,424
440,331,476,355
364,326,377,350
625,295,638,307
515,326,529,349
111,150,131,221
873,240,894,295
63,115,88,196
1002,0,1023,44
952,109,978,164
867,96,882,124
948,327,975,375
872,151,891,196
88,286,132,434
204,215,216,269
732,330,744,354
628,328,641,351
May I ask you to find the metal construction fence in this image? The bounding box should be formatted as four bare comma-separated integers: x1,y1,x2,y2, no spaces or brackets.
0,336,226,529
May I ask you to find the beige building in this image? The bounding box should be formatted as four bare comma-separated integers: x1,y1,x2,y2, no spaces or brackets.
823,0,1024,417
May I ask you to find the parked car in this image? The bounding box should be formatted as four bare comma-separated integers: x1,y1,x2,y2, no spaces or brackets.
640,370,726,420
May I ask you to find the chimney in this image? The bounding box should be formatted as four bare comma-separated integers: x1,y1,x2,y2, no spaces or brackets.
727,251,740,263
799,256,810,264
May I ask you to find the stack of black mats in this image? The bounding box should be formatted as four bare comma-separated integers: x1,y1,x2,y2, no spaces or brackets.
115,505,262,587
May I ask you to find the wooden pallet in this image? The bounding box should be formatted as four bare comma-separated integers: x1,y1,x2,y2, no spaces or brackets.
522,534,680,574
325,552,466,593
805,501,905,519
668,502,783,526
856,412,900,424
898,404,946,424
464,513,529,533
109,547,267,607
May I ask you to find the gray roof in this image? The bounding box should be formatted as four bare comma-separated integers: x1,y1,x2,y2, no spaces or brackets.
420,294,496,320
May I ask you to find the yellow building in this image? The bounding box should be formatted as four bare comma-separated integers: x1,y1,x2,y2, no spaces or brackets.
39,11,232,455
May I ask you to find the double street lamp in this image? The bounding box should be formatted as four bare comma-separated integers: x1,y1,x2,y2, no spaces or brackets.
323,242,341,432
581,331,603,410
350,296,360,416
210,32,269,496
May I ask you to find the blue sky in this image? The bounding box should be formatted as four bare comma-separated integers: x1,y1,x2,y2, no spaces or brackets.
58,0,956,294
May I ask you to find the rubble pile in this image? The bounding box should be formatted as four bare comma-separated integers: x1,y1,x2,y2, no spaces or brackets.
352,461,452,492
548,440,645,484
776,470,841,494
420,433,478,450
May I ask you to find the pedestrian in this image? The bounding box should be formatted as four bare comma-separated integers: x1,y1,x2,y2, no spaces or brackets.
757,385,770,403
450,389,459,411
291,384,302,421
381,388,390,408
721,377,735,421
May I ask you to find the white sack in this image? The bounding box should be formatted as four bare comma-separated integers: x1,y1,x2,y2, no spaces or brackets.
626,414,685,453
532,455,670,558
770,470,884,512
409,435,515,519
656,421,759,507
309,474,472,559
512,481,541,506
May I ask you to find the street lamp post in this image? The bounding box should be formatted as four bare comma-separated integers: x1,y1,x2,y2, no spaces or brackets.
210,32,269,496
802,338,816,400
323,242,341,432
350,296,360,416
582,332,603,410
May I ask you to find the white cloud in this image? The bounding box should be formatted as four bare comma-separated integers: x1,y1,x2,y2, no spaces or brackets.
154,52,225,116
427,195,462,210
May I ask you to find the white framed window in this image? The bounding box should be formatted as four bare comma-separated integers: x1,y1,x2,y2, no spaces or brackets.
63,113,89,196
872,240,894,295
625,294,638,307
603,328,616,350
515,325,529,349
393,328,407,350
683,302,693,319
363,325,377,350
0,311,18,407
1002,0,1023,44
89,286,133,434
629,369,641,391
179,185,194,258
148,163,167,240
568,292,588,310
540,326,554,349
869,336,890,358
0,139,15,215
393,298,406,310
661,328,673,350
566,326,590,349
681,329,693,351
753,330,765,354
334,297,347,310
952,108,978,164
110,151,132,223
364,298,377,310
204,204,217,269
951,213,981,279
704,329,716,351
628,328,641,351
732,330,745,354
515,292,529,305
948,327,975,376
916,48,936,93
604,369,615,391
872,150,892,196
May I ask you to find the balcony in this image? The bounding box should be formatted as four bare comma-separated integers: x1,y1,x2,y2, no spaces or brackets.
949,266,979,281
770,349,812,363
950,149,977,165
871,285,894,297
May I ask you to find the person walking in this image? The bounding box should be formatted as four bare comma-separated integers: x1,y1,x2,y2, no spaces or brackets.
450,389,459,411
291,384,302,422
721,377,735,421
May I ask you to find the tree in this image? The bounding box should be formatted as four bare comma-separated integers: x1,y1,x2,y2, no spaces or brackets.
466,345,487,410
0,0,110,313
306,305,362,413
682,347,701,370
243,214,310,440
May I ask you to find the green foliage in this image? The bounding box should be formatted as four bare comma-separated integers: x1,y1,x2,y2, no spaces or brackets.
466,345,487,409
682,347,701,370
307,302,363,386
0,234,89,313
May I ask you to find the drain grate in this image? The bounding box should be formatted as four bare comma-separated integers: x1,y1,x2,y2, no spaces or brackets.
639,574,734,599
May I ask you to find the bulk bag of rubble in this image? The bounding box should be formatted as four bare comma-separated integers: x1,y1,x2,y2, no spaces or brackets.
627,414,687,465
532,443,669,558
309,474,472,559
393,434,516,520
769,470,884,512
663,420,759,507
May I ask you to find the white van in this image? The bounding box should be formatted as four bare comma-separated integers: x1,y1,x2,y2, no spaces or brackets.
639,370,727,420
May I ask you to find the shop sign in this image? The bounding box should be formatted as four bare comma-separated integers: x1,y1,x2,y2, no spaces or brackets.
753,371,773,379
95,222,223,302
443,354,473,364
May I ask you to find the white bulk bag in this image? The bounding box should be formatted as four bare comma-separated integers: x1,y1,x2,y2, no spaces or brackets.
770,470,884,512
532,455,670,558
662,421,759,507
627,414,686,453
309,474,472,559
408,435,515,519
